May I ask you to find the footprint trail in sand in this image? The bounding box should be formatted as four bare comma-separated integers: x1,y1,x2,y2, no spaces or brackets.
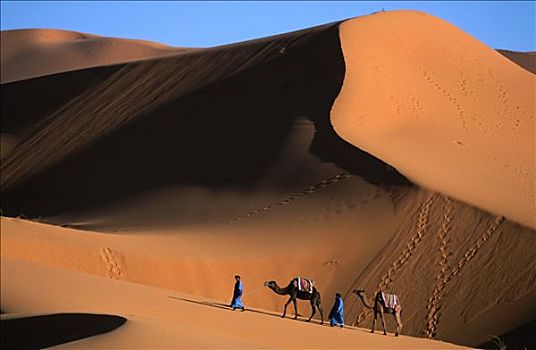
228,173,351,224
100,247,123,280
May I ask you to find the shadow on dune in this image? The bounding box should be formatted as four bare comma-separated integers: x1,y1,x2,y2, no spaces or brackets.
169,296,237,312
477,320,536,350
1,24,411,222
0,313,126,349
1,66,121,135
168,296,327,326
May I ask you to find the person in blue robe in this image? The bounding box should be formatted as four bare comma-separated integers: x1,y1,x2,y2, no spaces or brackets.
230,275,245,311
329,293,344,327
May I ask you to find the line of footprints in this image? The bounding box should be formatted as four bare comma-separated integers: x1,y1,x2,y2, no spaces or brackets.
355,194,504,339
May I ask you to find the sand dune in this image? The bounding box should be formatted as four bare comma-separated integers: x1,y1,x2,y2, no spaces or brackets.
1,10,535,349
1,28,193,83
1,257,468,349
332,11,535,230
1,22,371,222
1,28,531,85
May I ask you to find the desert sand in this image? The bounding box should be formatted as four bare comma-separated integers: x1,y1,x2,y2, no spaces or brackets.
2,256,469,349
332,11,535,230
1,10,535,349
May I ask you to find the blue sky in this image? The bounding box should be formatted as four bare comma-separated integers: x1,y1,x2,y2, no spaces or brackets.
1,1,534,51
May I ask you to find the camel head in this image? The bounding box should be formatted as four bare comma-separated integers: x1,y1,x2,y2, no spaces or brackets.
353,289,365,296
264,281,276,289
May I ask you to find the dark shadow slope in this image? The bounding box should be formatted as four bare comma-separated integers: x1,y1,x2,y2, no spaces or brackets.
1,66,121,136
497,49,536,74
478,321,536,350
0,313,126,349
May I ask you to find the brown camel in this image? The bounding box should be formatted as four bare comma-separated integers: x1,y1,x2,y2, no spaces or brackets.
353,289,402,336
264,279,324,324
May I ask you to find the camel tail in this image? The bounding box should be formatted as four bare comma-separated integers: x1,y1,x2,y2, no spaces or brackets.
315,293,323,310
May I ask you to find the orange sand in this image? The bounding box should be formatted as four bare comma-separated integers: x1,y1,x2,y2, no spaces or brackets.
1,257,469,349
331,11,535,229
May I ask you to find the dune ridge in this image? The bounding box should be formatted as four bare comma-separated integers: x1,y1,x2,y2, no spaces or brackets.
332,11,535,229
1,28,532,85
0,22,342,191
0,28,193,83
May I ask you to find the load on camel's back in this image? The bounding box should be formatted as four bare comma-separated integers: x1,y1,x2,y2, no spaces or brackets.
353,289,403,336
294,277,314,294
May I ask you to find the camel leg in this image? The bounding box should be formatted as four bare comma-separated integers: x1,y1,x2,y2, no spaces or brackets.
394,310,402,336
380,312,387,335
307,300,316,322
318,303,324,325
371,312,376,333
292,297,298,319
282,296,292,318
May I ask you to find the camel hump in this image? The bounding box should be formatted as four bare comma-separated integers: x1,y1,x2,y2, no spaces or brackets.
294,277,314,293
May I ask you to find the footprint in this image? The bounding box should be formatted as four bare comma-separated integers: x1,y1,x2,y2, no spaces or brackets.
356,193,438,326
228,173,351,223
100,247,124,279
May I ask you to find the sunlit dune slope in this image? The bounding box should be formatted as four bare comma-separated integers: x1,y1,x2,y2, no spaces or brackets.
332,11,536,229
0,28,193,83
2,182,535,348
1,257,469,349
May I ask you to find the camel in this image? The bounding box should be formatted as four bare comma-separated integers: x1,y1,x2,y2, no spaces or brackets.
353,289,402,336
264,279,324,324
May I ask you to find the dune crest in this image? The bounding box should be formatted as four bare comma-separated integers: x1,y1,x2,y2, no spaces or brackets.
0,28,192,83
332,10,535,229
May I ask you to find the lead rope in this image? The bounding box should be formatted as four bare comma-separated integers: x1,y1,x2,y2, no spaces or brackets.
242,286,266,297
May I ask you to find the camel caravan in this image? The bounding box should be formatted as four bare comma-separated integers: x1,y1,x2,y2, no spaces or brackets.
230,275,403,336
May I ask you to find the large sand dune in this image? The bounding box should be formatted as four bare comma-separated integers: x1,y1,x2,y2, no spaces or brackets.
332,11,535,230
1,10,535,349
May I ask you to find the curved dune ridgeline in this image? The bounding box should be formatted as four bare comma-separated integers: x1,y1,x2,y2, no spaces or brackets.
0,28,194,83
1,23,346,191
332,11,535,230
1,10,535,349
